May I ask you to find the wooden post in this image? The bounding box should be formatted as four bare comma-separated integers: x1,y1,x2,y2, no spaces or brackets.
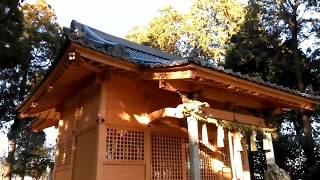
144,129,151,180
233,132,243,180
95,75,108,180
228,131,237,180
187,116,201,180
70,107,80,180
241,138,251,180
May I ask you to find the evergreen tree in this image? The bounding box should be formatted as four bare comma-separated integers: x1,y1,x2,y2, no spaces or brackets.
0,1,63,179
11,119,53,180
225,0,320,178
126,0,245,63
0,0,24,69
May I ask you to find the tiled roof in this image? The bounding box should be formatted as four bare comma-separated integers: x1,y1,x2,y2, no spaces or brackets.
67,20,320,101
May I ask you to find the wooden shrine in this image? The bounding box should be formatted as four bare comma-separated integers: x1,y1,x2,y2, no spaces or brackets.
18,20,319,180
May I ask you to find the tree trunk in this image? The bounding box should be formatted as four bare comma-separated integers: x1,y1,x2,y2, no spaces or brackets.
289,3,304,91
287,1,316,172
302,114,316,168
3,139,16,180
21,129,29,179
292,112,316,170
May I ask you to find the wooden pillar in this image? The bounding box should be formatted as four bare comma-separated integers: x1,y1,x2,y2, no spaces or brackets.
233,132,243,180
70,107,80,180
241,138,251,180
144,129,151,180
95,74,108,180
228,131,236,180
187,116,201,180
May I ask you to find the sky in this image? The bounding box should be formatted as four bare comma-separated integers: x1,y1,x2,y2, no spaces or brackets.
46,0,194,37
0,0,195,156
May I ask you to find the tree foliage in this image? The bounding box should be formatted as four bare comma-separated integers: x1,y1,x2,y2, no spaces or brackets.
225,0,320,91
0,0,24,69
224,0,320,179
126,0,245,62
0,0,62,179
21,0,62,69
12,119,53,179
0,0,63,124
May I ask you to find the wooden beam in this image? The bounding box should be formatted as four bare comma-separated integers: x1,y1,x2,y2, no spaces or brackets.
201,107,267,128
201,88,270,109
29,110,60,131
156,80,271,109
143,70,195,80
78,59,104,73
158,80,193,93
135,106,267,127
133,108,184,124
187,116,201,180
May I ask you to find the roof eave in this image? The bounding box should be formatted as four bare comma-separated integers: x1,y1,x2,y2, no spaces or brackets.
144,63,318,111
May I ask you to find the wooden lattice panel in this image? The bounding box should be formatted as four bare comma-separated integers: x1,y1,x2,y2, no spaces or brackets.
200,145,217,180
185,140,217,180
151,134,183,180
55,135,73,168
106,128,144,160
184,139,191,179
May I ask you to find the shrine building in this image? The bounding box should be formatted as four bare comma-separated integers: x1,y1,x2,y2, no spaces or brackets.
18,20,319,180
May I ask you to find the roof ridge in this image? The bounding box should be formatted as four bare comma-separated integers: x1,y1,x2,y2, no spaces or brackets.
70,20,183,61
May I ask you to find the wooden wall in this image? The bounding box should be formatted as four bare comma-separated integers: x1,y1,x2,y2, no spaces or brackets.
54,81,100,180
54,72,249,180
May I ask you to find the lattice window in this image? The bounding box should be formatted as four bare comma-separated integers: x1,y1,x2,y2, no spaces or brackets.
185,139,191,179
185,140,217,180
106,128,144,160
200,145,217,180
55,136,73,168
151,134,183,180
